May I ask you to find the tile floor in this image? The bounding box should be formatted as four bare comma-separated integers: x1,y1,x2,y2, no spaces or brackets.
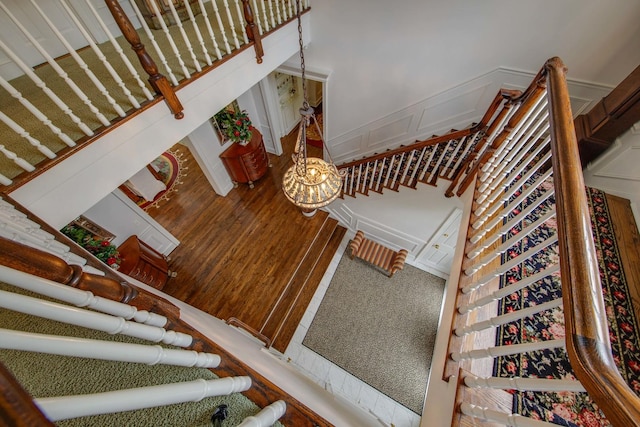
283,235,422,427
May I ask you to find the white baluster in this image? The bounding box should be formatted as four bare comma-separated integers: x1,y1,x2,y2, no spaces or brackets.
0,39,93,136
399,149,415,184
407,146,427,184
2,1,110,126
475,138,551,212
478,97,547,187
431,139,453,179
1,328,218,368
447,133,478,179
0,172,12,186
147,0,191,78
128,0,179,85
455,298,562,336
259,0,270,32
211,0,233,54
384,154,396,187
272,0,282,25
460,402,567,426
0,266,168,328
165,0,202,72
469,169,554,241
464,375,585,393
183,0,213,66
417,145,437,182
0,76,76,147
479,91,546,182
266,0,276,28
233,0,249,44
458,264,560,314
467,188,555,253
0,112,56,159
0,290,192,347
463,234,558,292
197,0,223,60
391,153,405,187
361,162,370,191
221,0,241,49
238,400,287,427
83,0,153,101
450,338,564,361
465,208,556,273
251,0,264,35
36,377,252,421
59,0,139,111
0,144,34,172
375,158,387,190
473,163,553,229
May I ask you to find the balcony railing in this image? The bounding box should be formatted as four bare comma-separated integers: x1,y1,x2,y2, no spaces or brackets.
0,0,308,190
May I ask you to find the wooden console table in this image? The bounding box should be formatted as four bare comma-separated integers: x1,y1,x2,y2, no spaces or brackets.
117,235,173,290
219,129,270,188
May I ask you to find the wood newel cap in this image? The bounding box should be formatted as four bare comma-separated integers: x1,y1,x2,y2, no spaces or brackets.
0,237,73,285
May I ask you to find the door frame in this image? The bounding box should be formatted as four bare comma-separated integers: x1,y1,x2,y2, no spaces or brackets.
259,64,330,157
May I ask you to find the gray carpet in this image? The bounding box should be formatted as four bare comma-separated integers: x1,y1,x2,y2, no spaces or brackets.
302,253,446,415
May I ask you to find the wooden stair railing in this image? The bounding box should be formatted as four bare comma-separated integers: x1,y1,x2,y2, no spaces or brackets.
0,200,333,426
546,57,640,426
445,57,640,426
336,88,527,200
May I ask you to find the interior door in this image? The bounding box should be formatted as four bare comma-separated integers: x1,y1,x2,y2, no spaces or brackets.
417,208,462,274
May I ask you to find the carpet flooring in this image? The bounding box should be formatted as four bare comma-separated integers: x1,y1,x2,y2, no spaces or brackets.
302,253,446,415
0,282,281,426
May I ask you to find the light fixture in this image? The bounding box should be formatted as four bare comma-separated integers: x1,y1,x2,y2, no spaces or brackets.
282,0,344,216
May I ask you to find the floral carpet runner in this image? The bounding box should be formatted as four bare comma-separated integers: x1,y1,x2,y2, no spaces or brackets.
493,186,640,426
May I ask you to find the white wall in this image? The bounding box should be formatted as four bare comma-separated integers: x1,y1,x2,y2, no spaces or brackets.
583,122,640,229
328,180,464,278
304,0,640,150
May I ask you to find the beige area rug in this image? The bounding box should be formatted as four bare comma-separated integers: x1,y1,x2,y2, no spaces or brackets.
302,253,446,415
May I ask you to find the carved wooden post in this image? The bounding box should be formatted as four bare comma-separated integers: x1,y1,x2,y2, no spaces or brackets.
103,0,184,119
241,0,264,64
0,237,136,304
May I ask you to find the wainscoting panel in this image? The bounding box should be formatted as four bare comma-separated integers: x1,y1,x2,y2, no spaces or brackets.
330,67,612,164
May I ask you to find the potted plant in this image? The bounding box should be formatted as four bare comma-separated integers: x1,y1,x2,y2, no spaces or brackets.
61,224,121,270
214,108,254,145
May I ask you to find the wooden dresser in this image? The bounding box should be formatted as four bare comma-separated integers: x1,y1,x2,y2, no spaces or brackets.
219,129,269,188
117,235,169,290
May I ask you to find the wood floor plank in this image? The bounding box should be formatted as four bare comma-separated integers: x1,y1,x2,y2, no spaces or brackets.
146,128,337,351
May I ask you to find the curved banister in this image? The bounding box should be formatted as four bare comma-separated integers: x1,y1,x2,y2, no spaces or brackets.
545,56,640,426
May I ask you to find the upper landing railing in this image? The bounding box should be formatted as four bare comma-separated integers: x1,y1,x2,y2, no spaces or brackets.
0,0,308,190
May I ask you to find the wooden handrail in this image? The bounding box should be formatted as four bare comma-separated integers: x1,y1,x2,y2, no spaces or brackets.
454,77,547,198
103,0,184,119
0,362,54,426
546,56,640,426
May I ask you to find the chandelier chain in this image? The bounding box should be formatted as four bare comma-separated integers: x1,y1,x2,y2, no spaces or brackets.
296,0,308,109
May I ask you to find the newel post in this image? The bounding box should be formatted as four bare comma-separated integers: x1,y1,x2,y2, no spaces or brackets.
241,0,264,64
103,0,184,119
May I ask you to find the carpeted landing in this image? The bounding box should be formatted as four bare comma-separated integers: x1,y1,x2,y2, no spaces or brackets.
302,253,446,415
0,283,283,427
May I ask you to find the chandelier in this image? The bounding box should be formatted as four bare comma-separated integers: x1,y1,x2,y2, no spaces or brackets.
282,0,344,215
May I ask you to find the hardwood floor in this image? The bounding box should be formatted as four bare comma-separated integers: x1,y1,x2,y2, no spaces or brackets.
605,193,640,323
146,126,340,351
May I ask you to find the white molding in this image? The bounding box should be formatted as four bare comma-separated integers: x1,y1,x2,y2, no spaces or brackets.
330,67,612,164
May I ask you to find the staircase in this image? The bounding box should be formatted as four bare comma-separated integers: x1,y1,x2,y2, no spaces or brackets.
337,88,523,200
